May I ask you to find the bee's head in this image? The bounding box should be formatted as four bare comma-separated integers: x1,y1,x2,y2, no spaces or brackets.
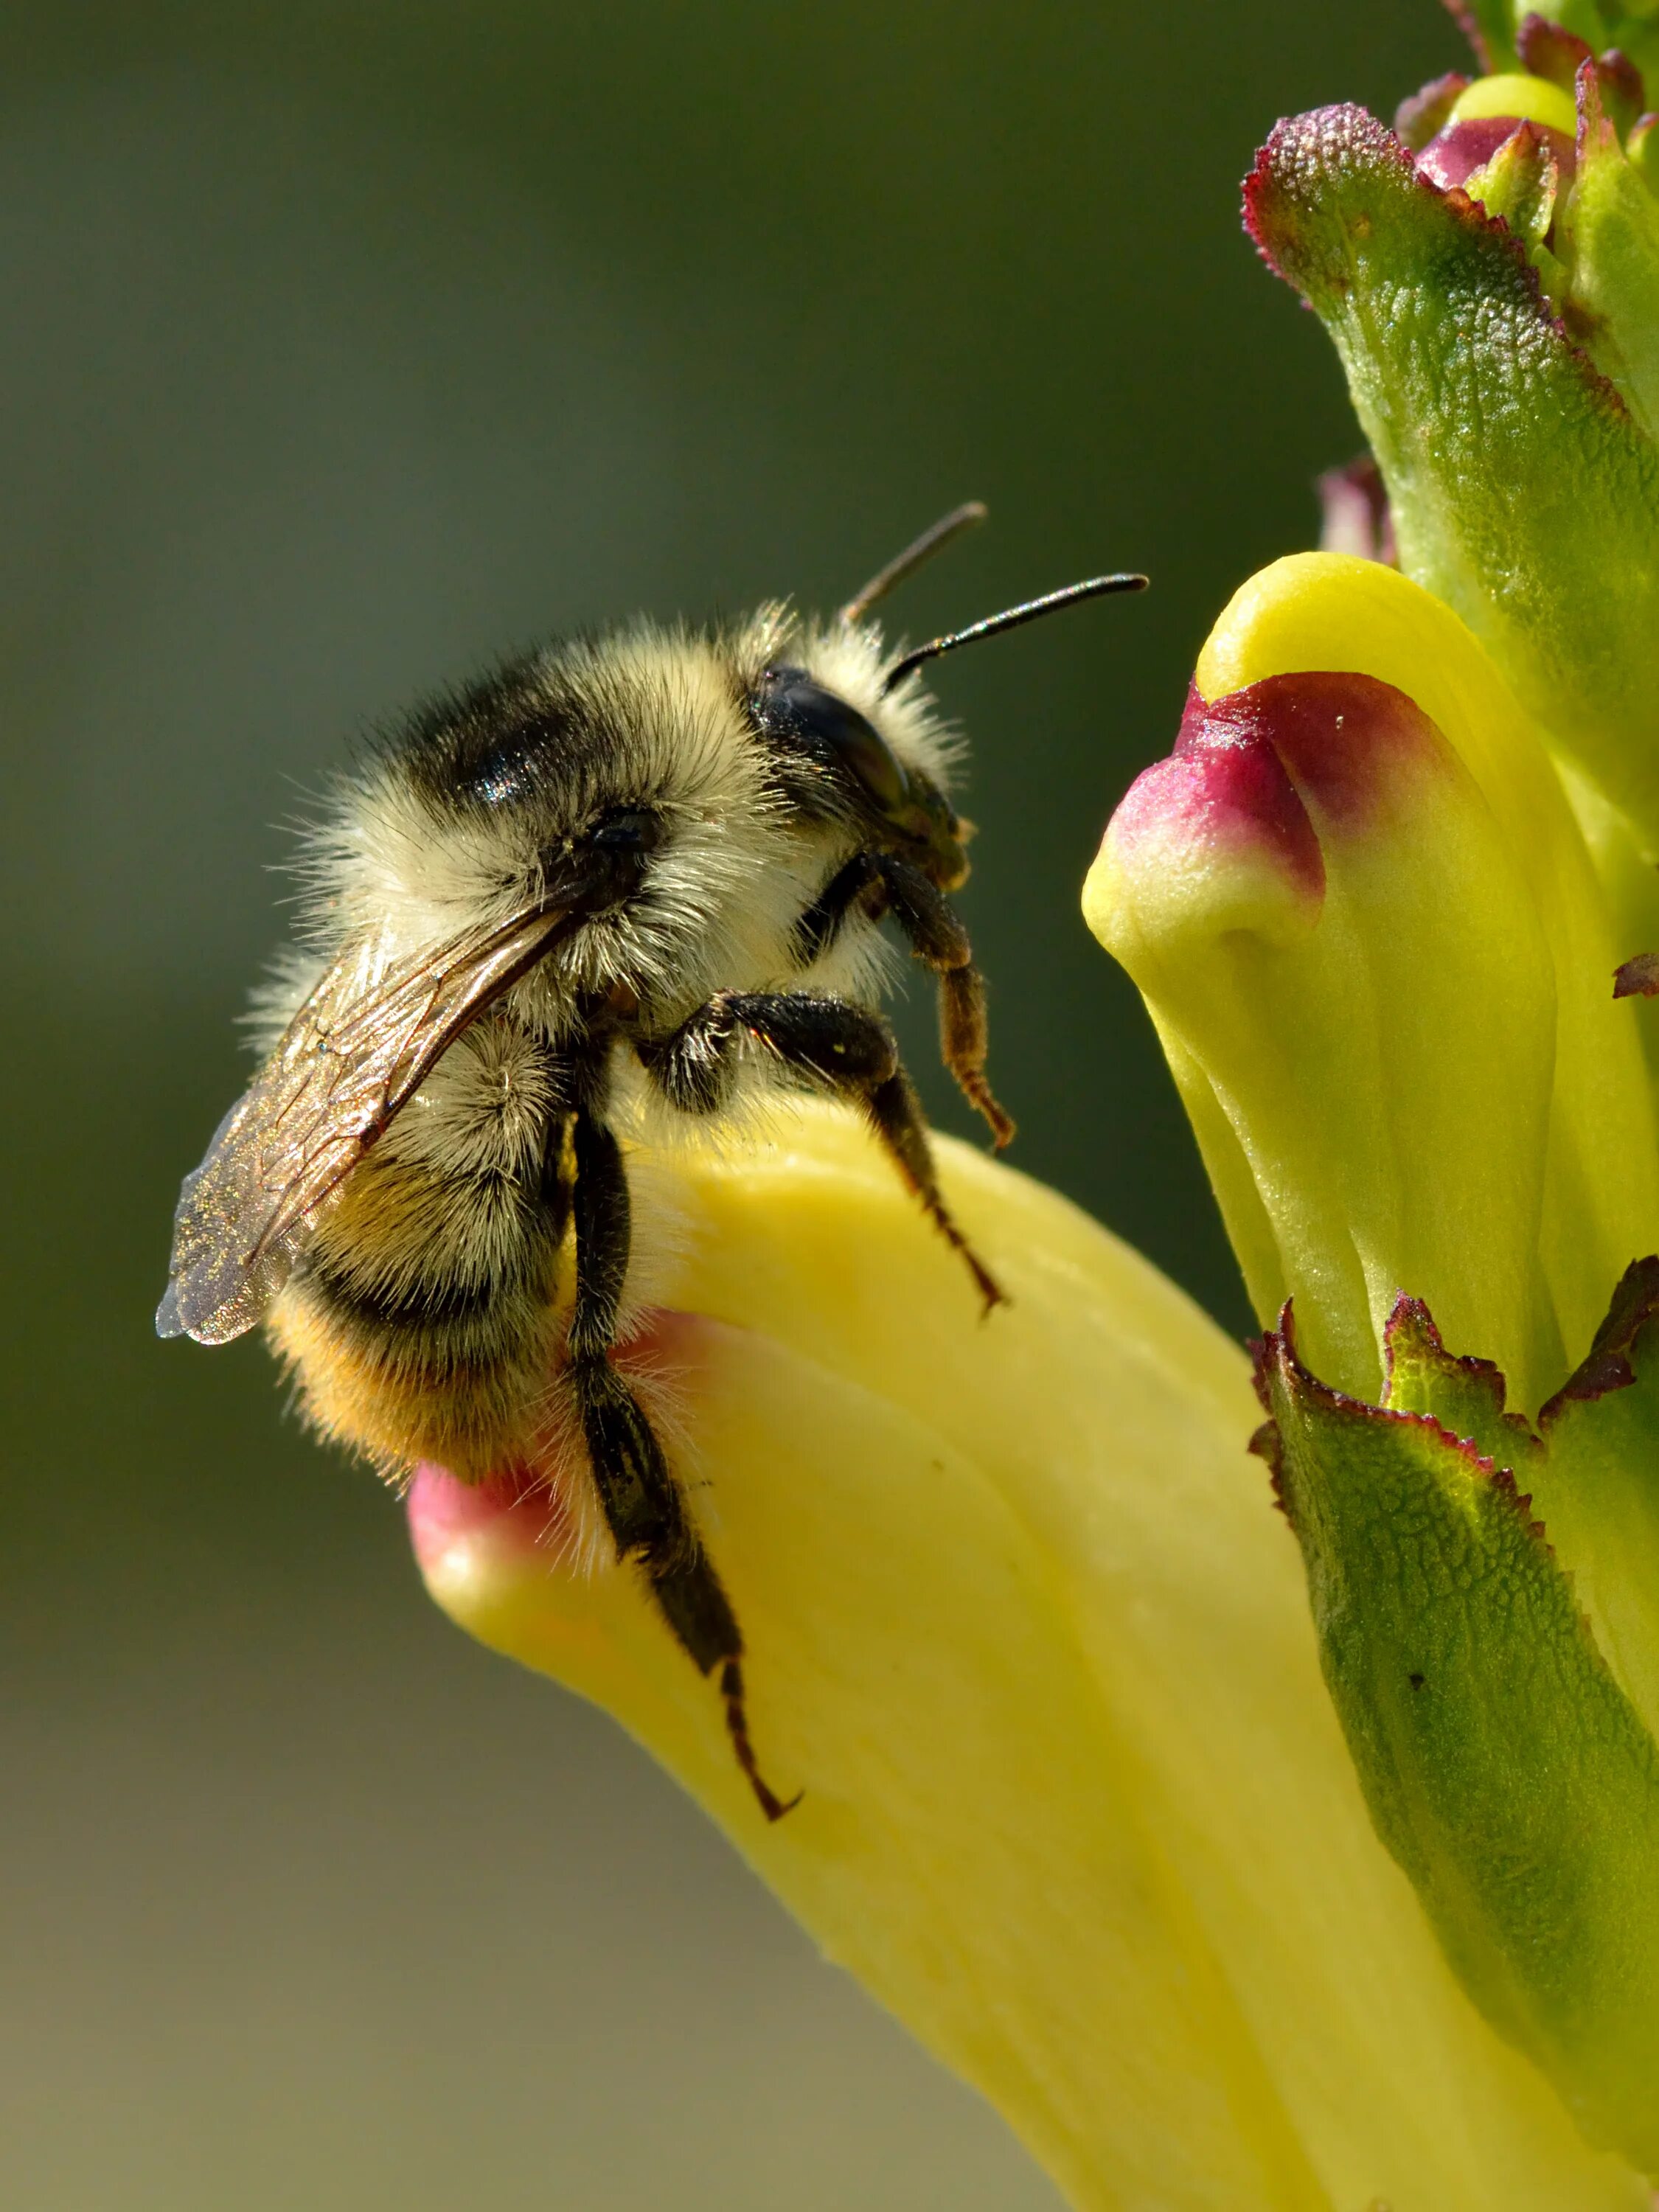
745,654,970,893
742,512,1147,895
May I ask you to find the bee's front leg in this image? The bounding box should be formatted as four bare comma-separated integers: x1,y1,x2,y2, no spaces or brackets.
642,994,1005,1312
567,1107,798,1823
791,852,1014,1150
861,854,1016,1152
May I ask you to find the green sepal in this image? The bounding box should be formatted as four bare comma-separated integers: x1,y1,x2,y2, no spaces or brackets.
1256,1295,1659,2171
1535,1258,1659,1757
1466,122,1562,255
1381,1295,1541,1462
1245,102,1659,855
1466,122,1571,305
1558,63,1659,438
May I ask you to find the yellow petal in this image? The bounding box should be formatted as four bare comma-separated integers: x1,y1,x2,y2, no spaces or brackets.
412,1102,1646,2211
1450,73,1579,136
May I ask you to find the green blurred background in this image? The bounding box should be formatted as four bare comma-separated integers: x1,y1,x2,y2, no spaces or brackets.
1,6,1462,2207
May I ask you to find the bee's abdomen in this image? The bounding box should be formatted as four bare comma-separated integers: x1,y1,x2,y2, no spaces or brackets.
269,1027,572,1480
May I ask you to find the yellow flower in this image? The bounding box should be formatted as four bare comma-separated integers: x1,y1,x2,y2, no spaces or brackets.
411,1100,1646,2210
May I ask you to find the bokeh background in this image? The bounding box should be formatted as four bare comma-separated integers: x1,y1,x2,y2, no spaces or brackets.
2,6,1467,2207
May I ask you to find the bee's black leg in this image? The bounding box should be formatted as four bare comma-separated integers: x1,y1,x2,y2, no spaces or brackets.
790,852,1014,1150
644,992,1006,1312
568,1108,799,1823
791,850,884,964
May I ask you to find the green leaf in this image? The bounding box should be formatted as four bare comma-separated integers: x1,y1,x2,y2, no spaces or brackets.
1536,1258,1659,1750
1558,64,1659,440
1258,1296,1659,2171
1245,102,1659,855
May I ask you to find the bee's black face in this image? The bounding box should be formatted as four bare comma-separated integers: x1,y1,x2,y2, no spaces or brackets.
749,665,968,889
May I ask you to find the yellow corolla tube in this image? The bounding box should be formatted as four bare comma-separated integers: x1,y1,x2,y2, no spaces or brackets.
410,1102,1645,2211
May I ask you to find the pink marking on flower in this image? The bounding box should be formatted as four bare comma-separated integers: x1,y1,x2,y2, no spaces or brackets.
1197,672,1442,835
1110,685,1325,899
1315,455,1397,566
1416,116,1525,192
407,1461,560,1575
1112,670,1447,895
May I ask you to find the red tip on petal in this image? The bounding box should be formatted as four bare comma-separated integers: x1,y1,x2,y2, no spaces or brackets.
407,1461,571,1575
1193,672,1444,838
1113,692,1326,901
1114,669,1451,904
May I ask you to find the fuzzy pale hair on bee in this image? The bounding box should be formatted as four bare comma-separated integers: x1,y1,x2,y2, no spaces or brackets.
158,500,1147,1820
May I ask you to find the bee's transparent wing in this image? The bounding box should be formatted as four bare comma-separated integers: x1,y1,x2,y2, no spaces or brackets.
158,902,574,1345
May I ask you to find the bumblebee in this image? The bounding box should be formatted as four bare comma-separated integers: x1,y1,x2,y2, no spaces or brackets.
159,504,1144,1818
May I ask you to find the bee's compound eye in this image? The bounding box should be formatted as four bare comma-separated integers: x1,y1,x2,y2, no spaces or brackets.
751,667,911,815
588,807,667,853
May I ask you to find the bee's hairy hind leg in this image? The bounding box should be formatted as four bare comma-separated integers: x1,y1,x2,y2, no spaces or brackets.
567,1107,799,1822
642,992,1006,1313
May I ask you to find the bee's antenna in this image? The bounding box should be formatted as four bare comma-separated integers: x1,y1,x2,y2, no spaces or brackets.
839,501,989,626
880,571,1149,696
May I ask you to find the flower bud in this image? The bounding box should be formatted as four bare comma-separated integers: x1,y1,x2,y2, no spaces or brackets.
1085,552,1659,1407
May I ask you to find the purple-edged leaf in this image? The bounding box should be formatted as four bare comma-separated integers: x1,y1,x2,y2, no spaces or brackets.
1382,1293,1540,1464
1596,46,1648,136
1517,11,1599,88
1258,1301,1659,2170
1395,71,1472,153
1531,1256,1659,1795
